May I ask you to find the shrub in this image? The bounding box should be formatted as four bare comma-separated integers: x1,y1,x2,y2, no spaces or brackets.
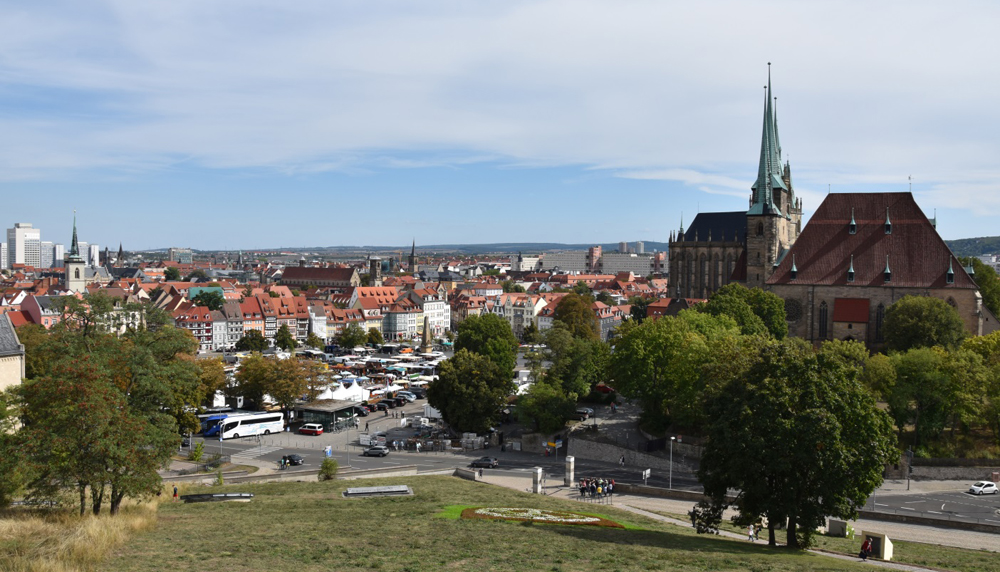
187,441,204,462
214,470,224,486
318,458,339,481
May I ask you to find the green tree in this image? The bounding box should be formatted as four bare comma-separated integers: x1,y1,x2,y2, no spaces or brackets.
305,333,324,349
501,280,525,293
553,292,598,341
595,291,615,306
628,296,651,324
185,269,208,281
275,324,297,351
961,257,1000,317
521,321,540,344
235,330,268,352
231,352,271,409
697,283,787,339
573,280,592,296
367,328,384,346
427,349,514,433
0,389,26,508
164,266,181,281
454,313,519,378
696,338,896,548
884,295,967,352
541,323,610,399
610,310,741,431
191,289,224,311
518,379,577,433
337,323,367,350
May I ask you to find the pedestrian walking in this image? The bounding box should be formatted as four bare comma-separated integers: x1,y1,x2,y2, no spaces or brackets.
747,524,755,542
365,422,369,432
478,468,483,478
172,485,178,501
619,455,625,467
860,538,872,561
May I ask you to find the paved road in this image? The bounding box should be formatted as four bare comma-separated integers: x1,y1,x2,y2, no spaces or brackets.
867,488,1000,525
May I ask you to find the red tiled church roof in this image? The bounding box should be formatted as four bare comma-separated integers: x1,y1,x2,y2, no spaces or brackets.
768,193,974,289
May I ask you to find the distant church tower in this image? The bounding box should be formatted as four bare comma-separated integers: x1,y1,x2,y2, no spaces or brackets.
745,65,802,289
65,213,87,293
408,239,416,272
369,255,383,287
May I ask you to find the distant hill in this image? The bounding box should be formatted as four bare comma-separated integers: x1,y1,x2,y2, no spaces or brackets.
415,242,671,255
946,237,1000,258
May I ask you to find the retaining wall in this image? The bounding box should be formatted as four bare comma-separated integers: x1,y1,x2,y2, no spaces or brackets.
910,466,1000,481
567,438,697,474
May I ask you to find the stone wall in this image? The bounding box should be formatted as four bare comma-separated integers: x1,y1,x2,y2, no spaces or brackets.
911,465,1000,481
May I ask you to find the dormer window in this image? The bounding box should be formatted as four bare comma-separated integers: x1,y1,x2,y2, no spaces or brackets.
849,208,857,235
789,255,798,280
847,254,855,283
883,255,892,283
884,207,892,235
946,258,955,284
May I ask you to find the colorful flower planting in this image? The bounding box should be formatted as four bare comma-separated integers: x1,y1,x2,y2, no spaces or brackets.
460,507,624,528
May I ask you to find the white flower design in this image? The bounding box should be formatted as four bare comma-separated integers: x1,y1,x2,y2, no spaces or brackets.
473,507,601,524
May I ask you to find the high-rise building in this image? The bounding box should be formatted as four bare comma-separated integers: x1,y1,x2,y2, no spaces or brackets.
618,241,629,253
7,223,41,269
40,241,54,268
53,244,65,267
635,241,645,254
168,248,193,264
88,244,100,267
0,243,7,270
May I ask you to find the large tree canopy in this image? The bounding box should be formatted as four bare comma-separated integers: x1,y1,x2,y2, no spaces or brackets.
884,295,967,352
962,257,1000,317
553,292,599,341
697,283,787,339
696,338,896,548
336,323,367,350
427,349,515,433
191,290,224,311
453,313,519,377
235,329,268,352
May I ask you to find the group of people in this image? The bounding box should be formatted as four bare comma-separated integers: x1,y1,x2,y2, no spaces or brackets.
579,478,614,499
279,456,293,470
747,524,759,542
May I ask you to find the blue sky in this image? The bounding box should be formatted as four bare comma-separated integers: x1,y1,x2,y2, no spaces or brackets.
2,1,999,250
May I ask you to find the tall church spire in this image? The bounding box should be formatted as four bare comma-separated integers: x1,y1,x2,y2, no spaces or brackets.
67,211,83,261
748,63,787,216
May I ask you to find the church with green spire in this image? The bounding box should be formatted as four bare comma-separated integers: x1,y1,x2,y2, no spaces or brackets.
668,65,802,298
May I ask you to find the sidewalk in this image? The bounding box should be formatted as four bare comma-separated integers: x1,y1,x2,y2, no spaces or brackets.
477,472,1000,556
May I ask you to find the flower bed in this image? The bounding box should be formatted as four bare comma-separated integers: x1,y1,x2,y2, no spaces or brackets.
460,507,624,528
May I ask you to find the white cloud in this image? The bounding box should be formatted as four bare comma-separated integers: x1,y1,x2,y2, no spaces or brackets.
1,1,999,241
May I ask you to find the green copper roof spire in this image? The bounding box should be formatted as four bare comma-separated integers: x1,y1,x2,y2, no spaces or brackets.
749,63,787,216
67,210,84,262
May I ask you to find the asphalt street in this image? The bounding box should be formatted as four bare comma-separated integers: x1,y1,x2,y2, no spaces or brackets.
868,488,1000,525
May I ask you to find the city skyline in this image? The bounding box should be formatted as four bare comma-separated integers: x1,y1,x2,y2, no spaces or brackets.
2,2,999,250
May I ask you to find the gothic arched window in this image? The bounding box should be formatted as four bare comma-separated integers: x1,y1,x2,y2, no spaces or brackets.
74,268,80,279
756,222,764,236
818,301,829,339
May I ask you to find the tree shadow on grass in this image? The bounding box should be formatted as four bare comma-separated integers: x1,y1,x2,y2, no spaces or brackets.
543,521,802,560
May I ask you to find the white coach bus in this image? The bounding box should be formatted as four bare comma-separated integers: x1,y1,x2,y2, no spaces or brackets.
217,412,285,439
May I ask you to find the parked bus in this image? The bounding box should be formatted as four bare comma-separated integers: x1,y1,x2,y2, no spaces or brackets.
215,412,285,440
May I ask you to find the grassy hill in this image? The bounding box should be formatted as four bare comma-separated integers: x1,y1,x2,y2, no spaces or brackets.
98,476,870,572
946,236,1000,258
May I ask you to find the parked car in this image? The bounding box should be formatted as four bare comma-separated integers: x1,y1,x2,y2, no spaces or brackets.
352,406,370,417
391,397,407,407
397,391,417,403
968,481,999,495
378,399,397,409
363,445,390,457
285,454,304,466
371,402,389,412
298,423,324,436
470,457,499,468
578,407,594,416
575,408,591,420
409,388,427,399
594,383,616,394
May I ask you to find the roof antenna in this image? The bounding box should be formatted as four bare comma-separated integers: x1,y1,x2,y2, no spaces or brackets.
908,174,912,193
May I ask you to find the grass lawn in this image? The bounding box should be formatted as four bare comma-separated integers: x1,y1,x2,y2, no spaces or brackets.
655,510,1000,572
103,476,876,572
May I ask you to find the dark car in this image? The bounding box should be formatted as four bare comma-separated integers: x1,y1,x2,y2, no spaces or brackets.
378,399,397,409
352,406,370,417
370,402,389,412
409,388,427,399
362,446,390,457
470,457,499,468
391,397,407,408
285,454,304,466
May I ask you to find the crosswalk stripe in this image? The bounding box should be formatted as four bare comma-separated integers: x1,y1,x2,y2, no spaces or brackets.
232,446,282,459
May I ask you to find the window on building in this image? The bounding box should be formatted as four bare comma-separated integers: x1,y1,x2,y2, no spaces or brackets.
756,222,764,236
818,301,829,339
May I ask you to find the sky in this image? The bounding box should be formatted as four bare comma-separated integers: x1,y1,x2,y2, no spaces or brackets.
2,1,999,251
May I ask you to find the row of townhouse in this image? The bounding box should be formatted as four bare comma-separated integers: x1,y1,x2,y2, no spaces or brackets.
474,290,629,342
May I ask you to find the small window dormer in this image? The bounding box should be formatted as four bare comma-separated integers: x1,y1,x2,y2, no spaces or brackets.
883,255,891,283
789,254,797,280
849,207,857,235
884,207,892,235
847,254,855,283
946,258,955,284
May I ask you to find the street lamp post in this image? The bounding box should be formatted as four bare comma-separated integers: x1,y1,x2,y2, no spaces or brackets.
669,437,676,490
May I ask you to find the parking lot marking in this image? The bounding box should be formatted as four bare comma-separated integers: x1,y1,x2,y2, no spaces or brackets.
928,511,943,514
231,446,282,459
875,503,888,507
901,507,915,511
